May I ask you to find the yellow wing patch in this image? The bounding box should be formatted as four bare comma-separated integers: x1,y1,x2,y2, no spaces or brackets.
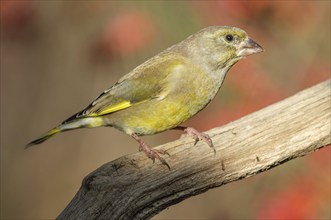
89,101,132,116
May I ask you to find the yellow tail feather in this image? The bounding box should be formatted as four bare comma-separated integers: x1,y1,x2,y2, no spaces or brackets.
26,127,61,148
26,117,104,148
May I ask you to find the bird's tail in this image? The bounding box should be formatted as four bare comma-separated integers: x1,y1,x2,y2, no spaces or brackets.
26,127,61,148
26,117,103,148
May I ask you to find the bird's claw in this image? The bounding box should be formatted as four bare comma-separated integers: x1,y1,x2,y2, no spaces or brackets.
138,144,170,170
182,127,216,154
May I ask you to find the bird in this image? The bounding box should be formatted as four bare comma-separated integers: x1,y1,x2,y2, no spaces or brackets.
26,26,263,169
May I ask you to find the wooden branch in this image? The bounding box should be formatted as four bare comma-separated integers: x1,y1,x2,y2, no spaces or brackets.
58,79,331,220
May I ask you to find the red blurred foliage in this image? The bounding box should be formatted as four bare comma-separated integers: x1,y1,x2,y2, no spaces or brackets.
190,1,273,28
100,12,156,58
221,1,318,30
197,62,283,130
308,145,331,170
227,63,282,108
298,63,330,89
221,1,273,21
257,147,331,219
192,1,319,27
258,180,317,219
0,0,36,34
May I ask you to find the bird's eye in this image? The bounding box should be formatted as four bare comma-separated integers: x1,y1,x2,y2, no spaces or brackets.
225,34,234,42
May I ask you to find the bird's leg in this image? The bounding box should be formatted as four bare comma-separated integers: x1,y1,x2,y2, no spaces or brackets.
173,126,216,154
131,133,170,170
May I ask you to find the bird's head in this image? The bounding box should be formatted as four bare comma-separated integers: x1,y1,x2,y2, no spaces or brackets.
188,26,263,70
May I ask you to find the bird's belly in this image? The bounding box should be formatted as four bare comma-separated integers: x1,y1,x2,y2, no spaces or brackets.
105,94,212,135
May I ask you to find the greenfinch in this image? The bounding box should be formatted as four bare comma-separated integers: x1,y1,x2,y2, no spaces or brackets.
27,26,263,169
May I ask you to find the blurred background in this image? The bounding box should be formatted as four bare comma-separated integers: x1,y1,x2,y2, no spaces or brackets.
1,1,330,219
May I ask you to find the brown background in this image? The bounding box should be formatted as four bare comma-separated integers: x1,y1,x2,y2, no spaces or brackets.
1,1,330,219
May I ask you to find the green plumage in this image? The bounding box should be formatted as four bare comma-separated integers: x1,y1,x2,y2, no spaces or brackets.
27,26,263,167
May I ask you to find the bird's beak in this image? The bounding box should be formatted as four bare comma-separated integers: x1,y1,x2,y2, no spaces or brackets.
237,38,264,57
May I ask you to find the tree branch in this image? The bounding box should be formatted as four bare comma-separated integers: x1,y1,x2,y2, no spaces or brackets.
58,79,331,220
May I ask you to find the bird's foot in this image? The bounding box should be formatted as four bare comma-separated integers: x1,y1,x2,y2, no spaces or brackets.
175,126,216,154
131,133,170,170
138,143,170,170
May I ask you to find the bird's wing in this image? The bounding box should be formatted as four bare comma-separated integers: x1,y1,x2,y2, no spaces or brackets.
62,54,187,123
